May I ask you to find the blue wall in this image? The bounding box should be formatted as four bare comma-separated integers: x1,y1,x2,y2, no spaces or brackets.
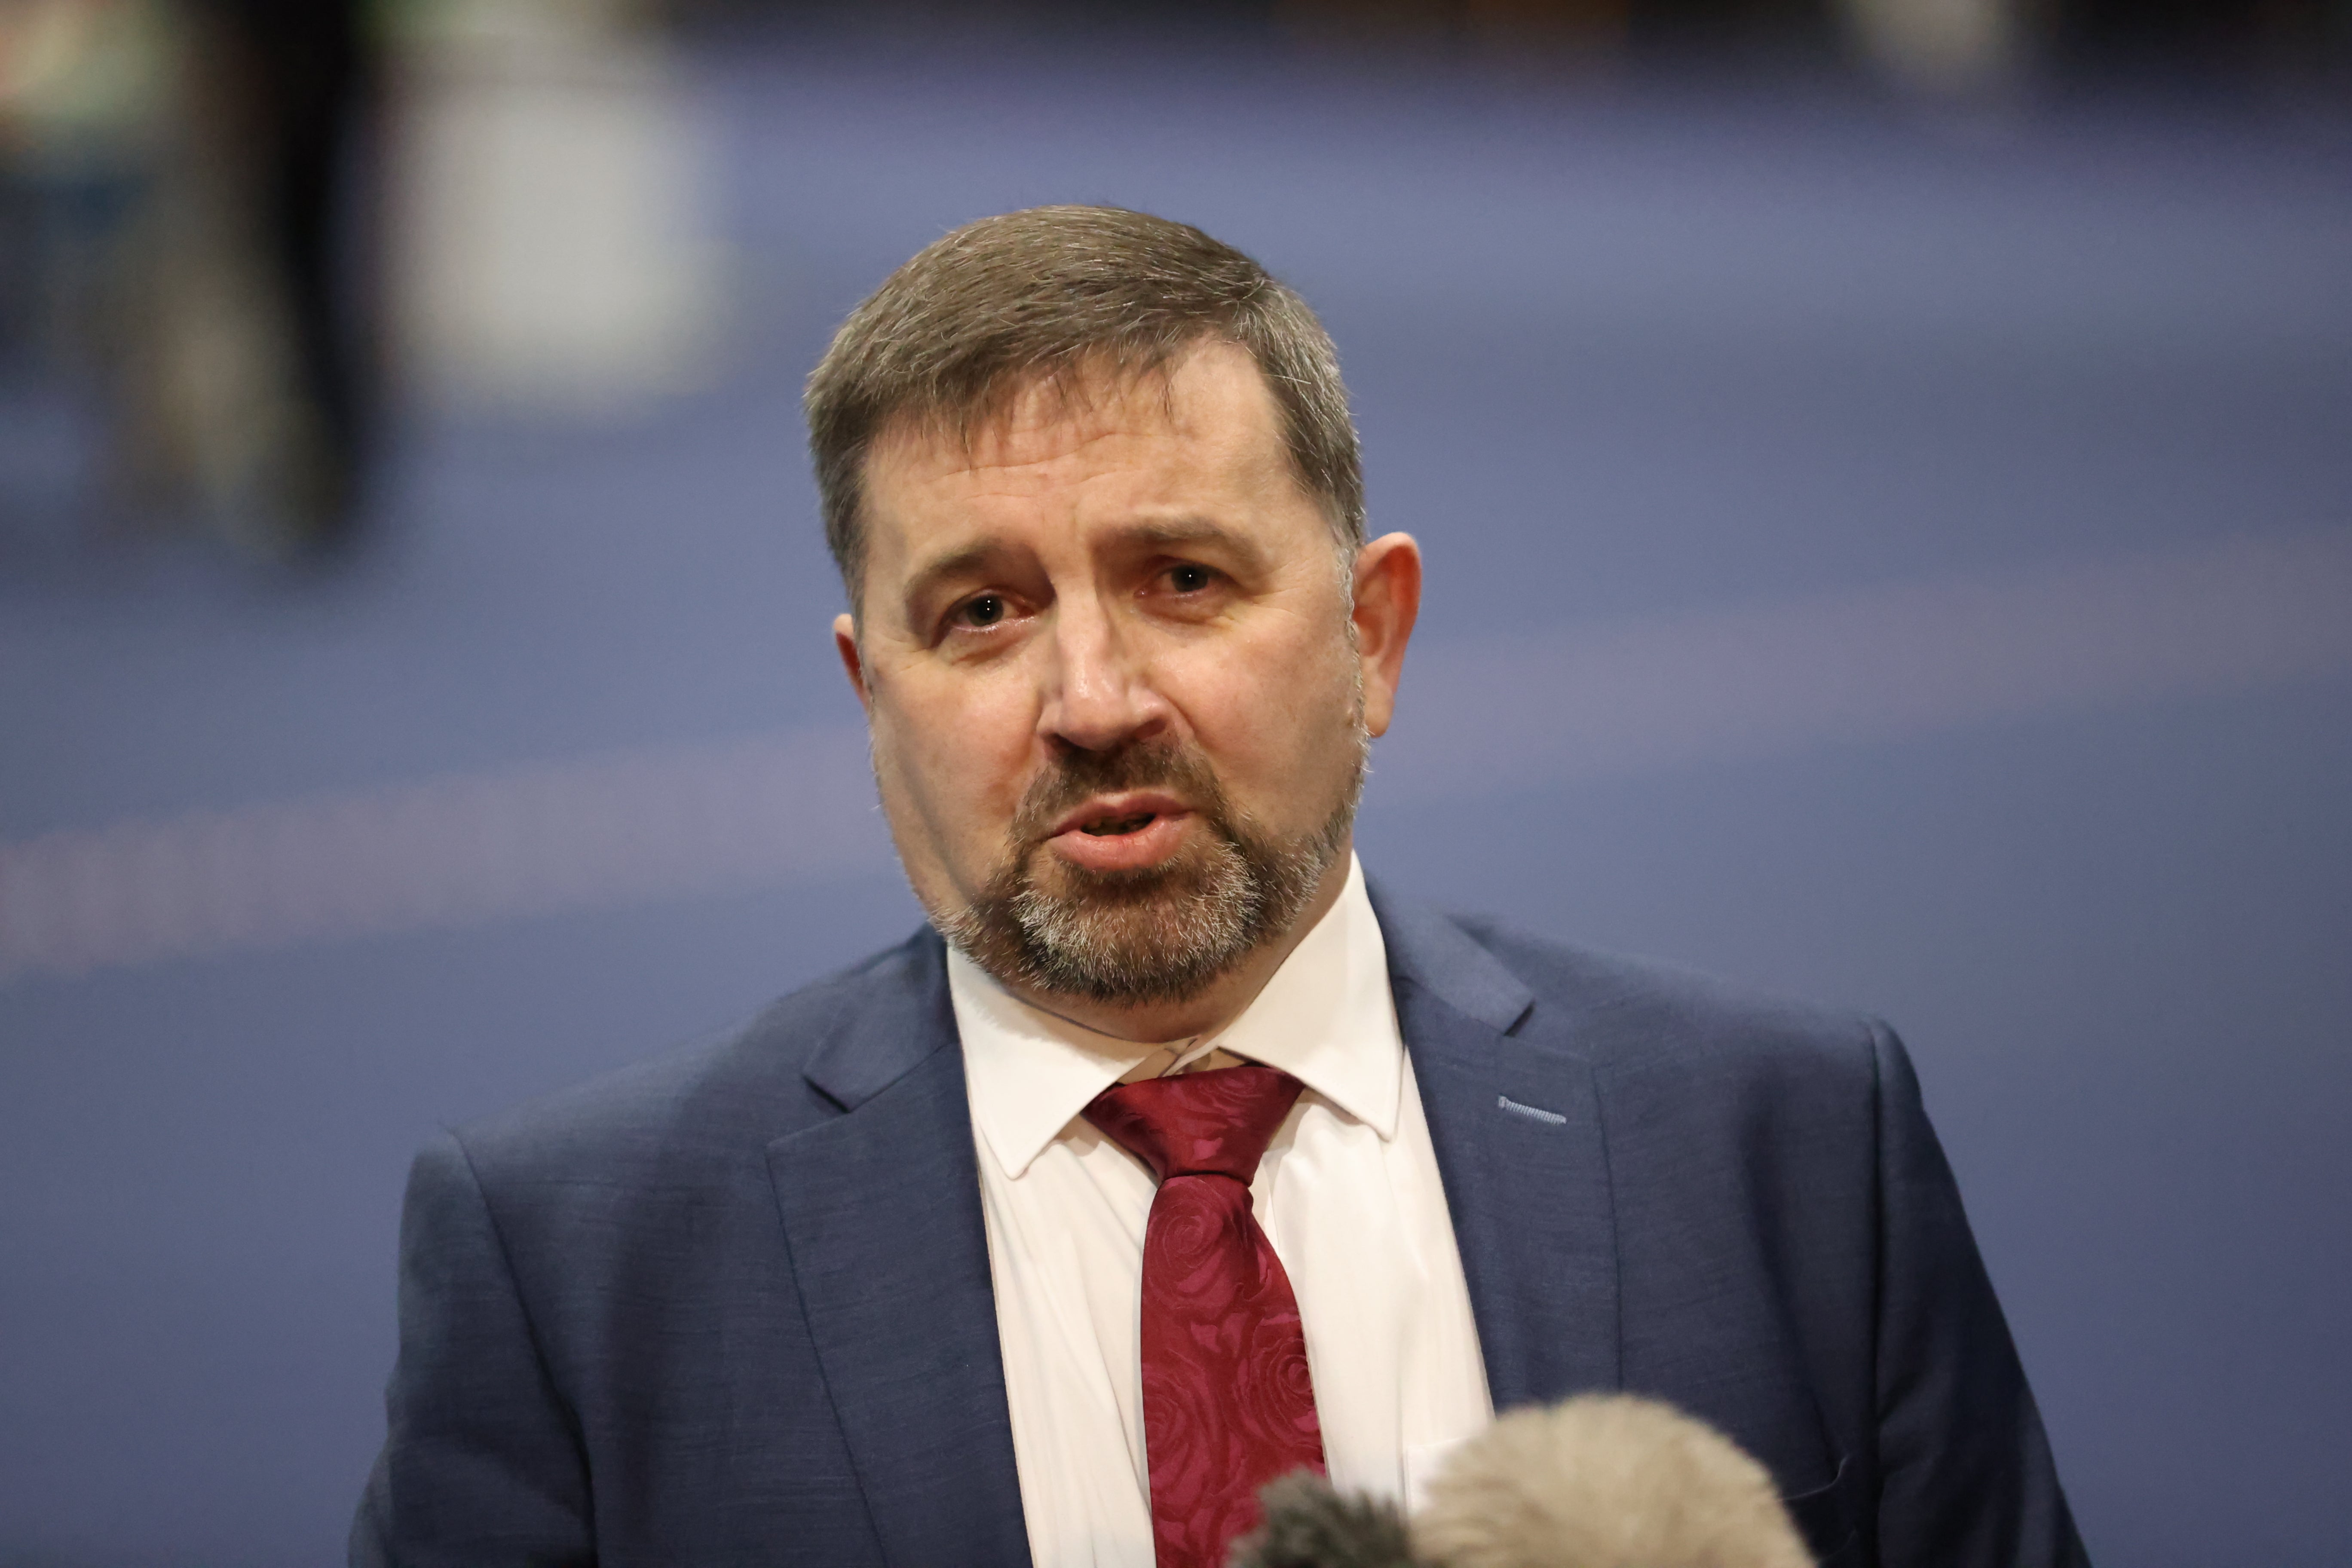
4,40,2348,1566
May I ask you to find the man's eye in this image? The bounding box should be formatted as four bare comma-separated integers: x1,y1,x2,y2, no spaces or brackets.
1166,564,1213,594
957,594,1007,628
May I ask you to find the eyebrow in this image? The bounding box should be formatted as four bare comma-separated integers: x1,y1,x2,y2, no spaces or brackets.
897,517,1271,624
1118,517,1271,574
898,539,1020,631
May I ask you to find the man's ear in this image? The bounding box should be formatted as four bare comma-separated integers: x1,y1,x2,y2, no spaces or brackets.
833,613,873,712
1351,532,1422,739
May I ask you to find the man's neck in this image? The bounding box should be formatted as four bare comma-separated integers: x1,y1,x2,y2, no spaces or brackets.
996,846,1355,1046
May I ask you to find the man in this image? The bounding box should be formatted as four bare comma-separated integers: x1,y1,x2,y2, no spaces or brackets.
354,207,2086,1568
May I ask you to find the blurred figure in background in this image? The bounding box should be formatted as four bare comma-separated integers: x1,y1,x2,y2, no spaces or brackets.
0,0,371,557
380,0,721,416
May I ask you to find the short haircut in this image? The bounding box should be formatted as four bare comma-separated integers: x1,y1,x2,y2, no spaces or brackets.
804,205,1364,609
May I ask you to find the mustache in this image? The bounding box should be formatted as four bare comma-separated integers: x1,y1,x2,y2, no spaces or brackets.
1010,740,1232,844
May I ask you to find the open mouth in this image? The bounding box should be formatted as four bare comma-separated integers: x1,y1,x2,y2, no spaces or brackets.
1079,811,1159,837
1044,793,1193,870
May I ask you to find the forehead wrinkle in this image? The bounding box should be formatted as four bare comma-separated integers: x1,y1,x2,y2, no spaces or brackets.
882,417,1253,537
879,346,1254,486
875,419,1174,513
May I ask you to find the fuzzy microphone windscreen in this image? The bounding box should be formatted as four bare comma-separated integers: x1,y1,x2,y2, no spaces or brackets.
1411,1394,1816,1568
1229,1471,1430,1568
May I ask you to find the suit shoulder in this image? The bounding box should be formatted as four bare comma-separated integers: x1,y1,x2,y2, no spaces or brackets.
1456,914,1883,1086
448,930,937,1182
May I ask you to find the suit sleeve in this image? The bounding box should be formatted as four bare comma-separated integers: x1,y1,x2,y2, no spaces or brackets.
351,1131,594,1568
1869,1023,2089,1568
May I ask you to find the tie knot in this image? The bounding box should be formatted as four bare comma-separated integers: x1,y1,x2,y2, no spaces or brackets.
1082,1063,1305,1184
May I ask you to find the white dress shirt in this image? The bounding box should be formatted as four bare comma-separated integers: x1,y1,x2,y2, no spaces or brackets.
949,856,1494,1568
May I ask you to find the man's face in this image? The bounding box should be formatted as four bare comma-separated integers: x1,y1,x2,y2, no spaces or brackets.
835,341,1412,1011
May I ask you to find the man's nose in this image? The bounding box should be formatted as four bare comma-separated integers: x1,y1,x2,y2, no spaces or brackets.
1038,597,1168,753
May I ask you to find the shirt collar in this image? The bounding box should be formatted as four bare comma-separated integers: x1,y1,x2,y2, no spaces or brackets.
949,854,1404,1179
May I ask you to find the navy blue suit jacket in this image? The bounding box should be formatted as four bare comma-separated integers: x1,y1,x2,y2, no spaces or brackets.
353,887,2086,1567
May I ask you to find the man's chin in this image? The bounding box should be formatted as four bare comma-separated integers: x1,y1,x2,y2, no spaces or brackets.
1023,843,1215,903
935,790,1349,1010
936,845,1259,1007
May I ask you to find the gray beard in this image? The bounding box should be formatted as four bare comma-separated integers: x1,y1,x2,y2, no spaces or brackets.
931,732,1363,1007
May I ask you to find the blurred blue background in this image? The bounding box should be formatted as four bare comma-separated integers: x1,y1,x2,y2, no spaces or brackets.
3,4,2349,1564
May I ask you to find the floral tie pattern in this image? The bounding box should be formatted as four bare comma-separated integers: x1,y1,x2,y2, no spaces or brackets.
1084,1063,1326,1568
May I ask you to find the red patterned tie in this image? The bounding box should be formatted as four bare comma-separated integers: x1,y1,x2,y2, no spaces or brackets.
1083,1063,1326,1568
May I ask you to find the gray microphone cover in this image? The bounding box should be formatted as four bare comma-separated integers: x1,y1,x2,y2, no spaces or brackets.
1411,1394,1816,1568
1234,1472,1426,1568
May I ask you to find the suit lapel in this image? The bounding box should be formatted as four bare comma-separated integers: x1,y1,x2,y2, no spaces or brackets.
765,934,1030,1568
1372,887,1623,1412
762,893,1619,1555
